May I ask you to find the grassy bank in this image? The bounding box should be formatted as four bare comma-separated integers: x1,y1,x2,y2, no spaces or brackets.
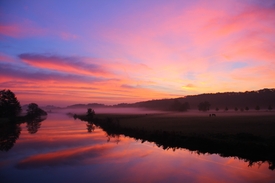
75,112,275,170
95,112,275,138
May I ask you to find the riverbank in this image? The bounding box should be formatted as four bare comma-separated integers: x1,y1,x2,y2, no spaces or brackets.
94,112,275,138
74,111,275,170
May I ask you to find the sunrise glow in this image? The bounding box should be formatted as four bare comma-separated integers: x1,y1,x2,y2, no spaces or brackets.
1,0,274,106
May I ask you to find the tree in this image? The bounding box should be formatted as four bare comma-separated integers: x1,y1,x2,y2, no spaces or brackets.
225,106,228,111
215,107,219,111
268,105,273,111
234,107,238,111
170,100,190,111
26,103,47,117
255,105,260,111
26,117,45,134
0,122,21,151
198,101,211,111
87,108,95,118
182,102,190,111
245,106,249,111
0,89,21,118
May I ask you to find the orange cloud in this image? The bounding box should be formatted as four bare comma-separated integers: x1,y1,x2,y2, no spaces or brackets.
16,144,115,169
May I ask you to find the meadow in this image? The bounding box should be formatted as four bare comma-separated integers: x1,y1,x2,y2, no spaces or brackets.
94,110,275,138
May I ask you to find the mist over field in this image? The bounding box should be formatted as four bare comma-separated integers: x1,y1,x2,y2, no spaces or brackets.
53,107,165,115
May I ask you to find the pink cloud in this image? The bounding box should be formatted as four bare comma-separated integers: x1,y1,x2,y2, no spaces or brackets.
0,60,179,106
19,53,110,77
102,1,274,94
1,0,274,105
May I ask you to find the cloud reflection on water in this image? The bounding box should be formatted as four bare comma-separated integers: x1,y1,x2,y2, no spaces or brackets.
16,144,115,169
1,112,275,183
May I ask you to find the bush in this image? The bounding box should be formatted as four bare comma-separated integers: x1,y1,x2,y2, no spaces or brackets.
26,103,47,117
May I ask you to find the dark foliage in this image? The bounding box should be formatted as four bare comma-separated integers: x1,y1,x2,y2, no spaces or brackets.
66,88,275,112
74,115,275,171
0,89,21,118
0,115,47,151
115,88,275,111
0,122,21,151
26,103,47,117
169,100,190,111
0,90,47,151
26,116,45,134
198,101,211,111
87,108,95,118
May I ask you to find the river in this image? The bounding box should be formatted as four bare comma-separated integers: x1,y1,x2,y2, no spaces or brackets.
0,111,274,183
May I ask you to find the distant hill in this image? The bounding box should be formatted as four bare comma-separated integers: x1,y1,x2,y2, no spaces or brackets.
66,88,275,111
67,103,107,108
117,88,275,111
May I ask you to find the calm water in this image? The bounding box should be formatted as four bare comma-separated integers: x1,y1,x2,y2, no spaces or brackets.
1,111,275,183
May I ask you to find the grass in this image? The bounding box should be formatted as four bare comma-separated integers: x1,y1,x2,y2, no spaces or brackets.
75,111,275,170
94,112,275,139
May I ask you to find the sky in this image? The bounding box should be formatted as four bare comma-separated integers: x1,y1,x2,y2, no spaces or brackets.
1,0,275,106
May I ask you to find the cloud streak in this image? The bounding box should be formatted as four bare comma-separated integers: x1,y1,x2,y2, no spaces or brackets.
19,53,109,77
0,0,274,105
16,144,115,169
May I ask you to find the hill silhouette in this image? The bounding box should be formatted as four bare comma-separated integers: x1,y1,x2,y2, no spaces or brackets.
66,88,275,111
115,88,275,111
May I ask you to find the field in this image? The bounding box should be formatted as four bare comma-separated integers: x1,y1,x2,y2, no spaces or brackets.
95,111,275,139
73,109,275,169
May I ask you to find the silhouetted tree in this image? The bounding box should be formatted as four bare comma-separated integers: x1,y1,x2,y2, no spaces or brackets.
234,107,238,111
87,108,95,118
26,103,47,117
255,105,260,111
182,102,190,111
170,100,190,111
0,122,21,151
225,106,228,111
245,106,249,111
268,105,273,111
86,122,96,133
26,117,45,134
0,89,21,118
215,107,219,111
198,101,210,111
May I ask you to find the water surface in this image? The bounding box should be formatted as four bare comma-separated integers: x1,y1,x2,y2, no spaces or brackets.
1,111,274,183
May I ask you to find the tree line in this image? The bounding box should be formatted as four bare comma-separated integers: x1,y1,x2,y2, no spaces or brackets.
119,88,275,112
0,89,47,120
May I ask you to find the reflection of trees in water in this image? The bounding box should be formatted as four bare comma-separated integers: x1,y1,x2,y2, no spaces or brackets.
86,122,96,133
0,122,21,151
0,116,46,151
26,117,45,134
107,134,121,144
74,115,275,171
